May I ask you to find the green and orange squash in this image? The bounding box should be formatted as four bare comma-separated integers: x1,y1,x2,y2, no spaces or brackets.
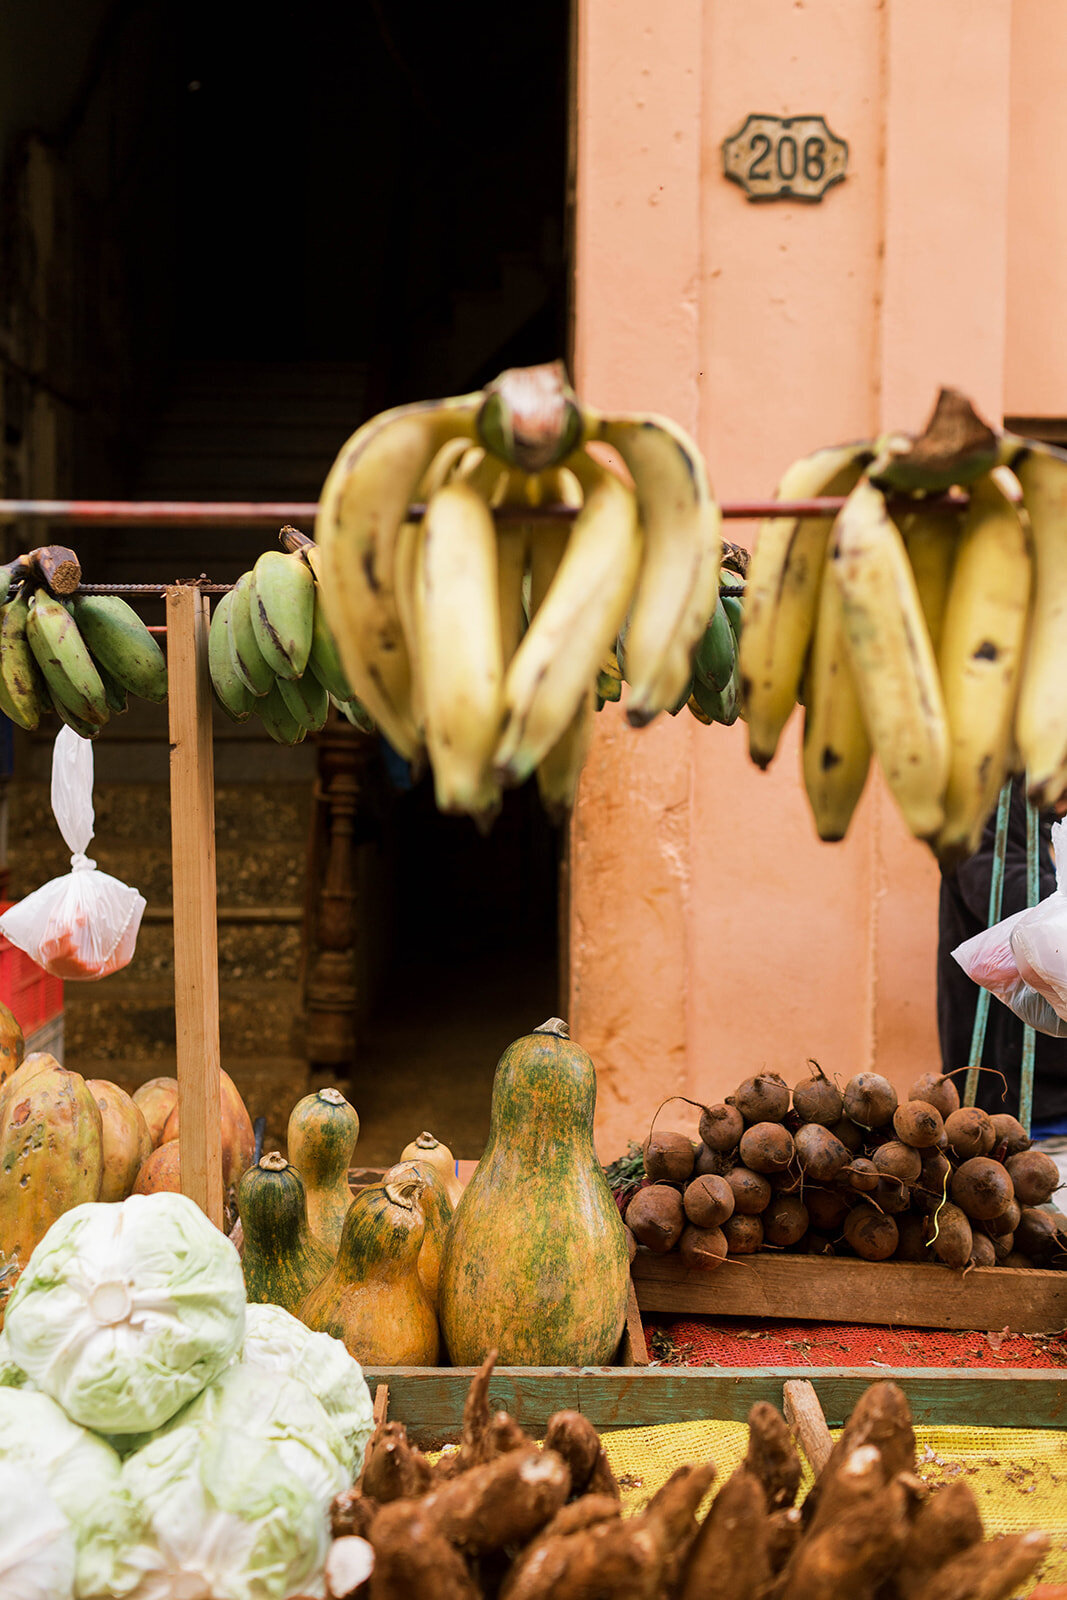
383,1159,453,1306
236,1152,333,1314
438,1018,629,1367
287,1087,360,1255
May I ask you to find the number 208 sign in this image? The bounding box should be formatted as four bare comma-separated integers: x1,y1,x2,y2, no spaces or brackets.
722,114,847,202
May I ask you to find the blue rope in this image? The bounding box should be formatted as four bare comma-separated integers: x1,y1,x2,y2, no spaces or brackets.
1019,793,1040,1135
964,782,1012,1108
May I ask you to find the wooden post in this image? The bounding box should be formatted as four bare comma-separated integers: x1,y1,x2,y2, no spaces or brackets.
166,586,224,1227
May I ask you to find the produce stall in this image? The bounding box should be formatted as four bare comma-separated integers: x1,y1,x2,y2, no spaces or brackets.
0,370,1065,1597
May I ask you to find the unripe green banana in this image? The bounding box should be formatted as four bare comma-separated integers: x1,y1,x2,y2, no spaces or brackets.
0,591,45,730
25,591,109,726
330,694,376,734
254,679,307,745
693,600,736,693
208,590,254,722
276,669,329,733
44,682,103,739
251,551,315,680
97,660,129,714
70,594,167,702
228,571,274,696
307,591,354,701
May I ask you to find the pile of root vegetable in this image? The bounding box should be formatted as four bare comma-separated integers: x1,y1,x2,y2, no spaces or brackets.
309,1356,1048,1600
618,1066,1066,1270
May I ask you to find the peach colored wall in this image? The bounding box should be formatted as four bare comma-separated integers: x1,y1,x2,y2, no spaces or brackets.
572,0,1023,1157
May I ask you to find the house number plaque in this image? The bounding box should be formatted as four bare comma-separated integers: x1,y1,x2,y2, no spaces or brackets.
722,114,847,201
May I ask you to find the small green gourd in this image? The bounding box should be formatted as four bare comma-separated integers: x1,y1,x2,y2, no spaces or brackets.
236,1152,332,1314
287,1087,360,1255
438,1018,629,1367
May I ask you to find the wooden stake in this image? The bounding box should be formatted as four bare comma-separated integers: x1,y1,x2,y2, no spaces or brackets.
783,1379,835,1475
166,586,223,1227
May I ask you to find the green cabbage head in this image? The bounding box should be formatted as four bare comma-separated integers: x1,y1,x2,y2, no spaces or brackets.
238,1303,374,1475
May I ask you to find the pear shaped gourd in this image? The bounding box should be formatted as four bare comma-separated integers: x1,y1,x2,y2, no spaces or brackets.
383,1159,453,1306
287,1087,360,1255
237,1153,333,1314
299,1178,439,1365
438,1018,629,1366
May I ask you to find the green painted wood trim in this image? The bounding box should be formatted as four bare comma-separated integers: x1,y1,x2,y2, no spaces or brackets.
361,1365,1067,1448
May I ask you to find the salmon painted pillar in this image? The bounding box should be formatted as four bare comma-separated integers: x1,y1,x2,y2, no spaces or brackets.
571,0,1015,1155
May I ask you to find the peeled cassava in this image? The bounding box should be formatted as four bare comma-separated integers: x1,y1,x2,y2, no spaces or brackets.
161,1068,255,1188
300,1177,439,1364
0,1065,102,1285
87,1079,153,1202
287,1087,360,1255
438,1019,629,1368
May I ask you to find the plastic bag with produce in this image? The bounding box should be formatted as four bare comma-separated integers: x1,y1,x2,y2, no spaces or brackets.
0,725,145,980
952,905,1067,1037
1009,818,1067,1022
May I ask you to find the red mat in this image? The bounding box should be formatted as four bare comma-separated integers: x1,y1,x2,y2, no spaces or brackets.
642,1315,1067,1369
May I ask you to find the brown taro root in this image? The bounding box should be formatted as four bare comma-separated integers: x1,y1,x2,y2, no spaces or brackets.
803,1382,915,1531
893,1100,945,1150
929,1202,973,1269
762,1195,809,1249
368,1500,480,1600
1006,1148,1060,1206
989,1113,1030,1157
729,1072,791,1125
970,1232,997,1267
699,1102,745,1152
841,1156,879,1194
1014,1206,1066,1265
909,1530,1049,1600
785,1478,909,1600
908,1072,961,1120
623,1225,637,1263
743,1402,802,1511
791,1063,844,1127
723,1213,764,1254
643,1131,696,1184
989,1229,1015,1262
914,1149,952,1213
693,1142,731,1178
332,1489,380,1541
874,1177,913,1216
798,1229,836,1256
679,1468,771,1600
843,1205,899,1262
680,1224,729,1271
829,1116,865,1153
805,1443,885,1540
543,1411,619,1501
739,1121,795,1174
683,1173,735,1228
766,1506,803,1575
793,1124,852,1183
643,1462,721,1600
419,1446,571,1555
804,1186,851,1231
324,1533,374,1599
486,1411,530,1458
872,1140,923,1185
894,1212,931,1262
843,1072,898,1130
626,1185,685,1253
950,1156,1014,1222
361,1423,433,1504
725,1166,773,1214
944,1106,995,1159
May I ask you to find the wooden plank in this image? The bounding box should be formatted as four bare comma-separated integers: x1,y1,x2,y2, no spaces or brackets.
360,1366,1067,1449
631,1250,1067,1335
166,586,223,1227
623,1277,650,1367
783,1379,834,1475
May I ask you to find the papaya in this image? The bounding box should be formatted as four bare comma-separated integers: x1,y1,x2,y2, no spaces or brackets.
237,1153,333,1315
287,1088,360,1255
0,1065,103,1288
131,1076,179,1147
161,1068,255,1188
132,1139,182,1195
87,1080,153,1202
0,1004,24,1102
438,1019,629,1367
383,1159,452,1306
300,1177,439,1365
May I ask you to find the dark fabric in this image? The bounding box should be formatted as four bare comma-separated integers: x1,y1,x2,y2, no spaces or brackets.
937,779,1067,1125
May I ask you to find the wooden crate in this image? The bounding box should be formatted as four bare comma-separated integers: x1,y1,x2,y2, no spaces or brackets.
359,1363,1067,1449
632,1249,1067,1335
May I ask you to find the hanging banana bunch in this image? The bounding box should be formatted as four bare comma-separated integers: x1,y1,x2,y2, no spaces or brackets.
0,544,167,738
303,361,723,826
740,387,1049,861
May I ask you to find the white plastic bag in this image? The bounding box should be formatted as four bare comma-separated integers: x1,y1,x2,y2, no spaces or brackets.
1009,818,1067,1021
0,727,146,980
952,887,1067,1038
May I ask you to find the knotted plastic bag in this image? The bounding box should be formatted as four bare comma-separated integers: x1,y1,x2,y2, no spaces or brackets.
953,891,1067,1037
1009,818,1067,1022
0,726,146,980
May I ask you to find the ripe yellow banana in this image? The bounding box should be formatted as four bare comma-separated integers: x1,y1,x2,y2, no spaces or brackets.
740,443,873,769
801,559,871,842
1003,440,1067,807
315,394,481,760
536,686,596,821
831,478,949,840
935,472,1031,863
898,502,962,656
590,413,721,725
414,481,503,819
494,450,641,785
